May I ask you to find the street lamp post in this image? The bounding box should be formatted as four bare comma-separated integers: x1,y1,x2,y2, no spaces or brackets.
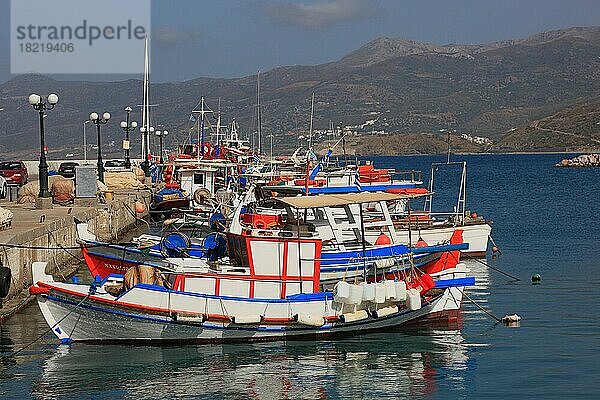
140,125,154,177
83,120,91,161
120,106,137,169
155,130,168,163
28,93,59,198
90,112,111,183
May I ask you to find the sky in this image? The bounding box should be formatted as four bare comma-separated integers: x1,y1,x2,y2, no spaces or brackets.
1,0,600,83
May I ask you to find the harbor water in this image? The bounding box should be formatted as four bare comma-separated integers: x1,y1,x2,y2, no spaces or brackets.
1,153,599,399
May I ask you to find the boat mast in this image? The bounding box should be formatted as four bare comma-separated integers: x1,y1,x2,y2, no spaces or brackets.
141,36,150,159
230,118,238,141
257,71,262,155
308,92,315,152
191,97,213,161
216,98,223,147
304,93,315,196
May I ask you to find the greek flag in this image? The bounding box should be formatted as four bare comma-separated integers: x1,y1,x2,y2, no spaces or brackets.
354,167,362,191
252,153,260,163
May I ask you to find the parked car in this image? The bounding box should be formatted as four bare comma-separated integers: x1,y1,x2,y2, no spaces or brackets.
0,161,28,186
58,162,79,178
0,175,6,199
104,159,127,171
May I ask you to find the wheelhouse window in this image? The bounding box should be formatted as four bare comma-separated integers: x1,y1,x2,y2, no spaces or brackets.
194,173,205,185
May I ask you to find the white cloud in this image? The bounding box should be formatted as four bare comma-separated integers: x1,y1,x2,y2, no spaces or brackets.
152,26,198,46
263,0,376,29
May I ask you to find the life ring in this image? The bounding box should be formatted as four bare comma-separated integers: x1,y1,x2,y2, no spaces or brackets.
0,266,12,298
254,219,267,229
194,188,211,205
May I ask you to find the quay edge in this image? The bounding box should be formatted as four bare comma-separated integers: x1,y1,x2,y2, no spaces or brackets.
0,189,150,320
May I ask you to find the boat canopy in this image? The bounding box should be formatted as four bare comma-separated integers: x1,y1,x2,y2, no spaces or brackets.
275,191,429,209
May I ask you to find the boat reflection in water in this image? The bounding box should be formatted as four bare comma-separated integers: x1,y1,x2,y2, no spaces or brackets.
33,315,476,399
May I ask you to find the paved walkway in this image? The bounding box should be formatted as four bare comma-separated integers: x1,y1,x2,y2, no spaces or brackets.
0,200,95,243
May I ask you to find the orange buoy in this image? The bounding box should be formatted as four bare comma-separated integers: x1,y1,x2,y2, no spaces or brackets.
492,246,499,253
134,201,147,213
375,232,391,245
471,212,478,219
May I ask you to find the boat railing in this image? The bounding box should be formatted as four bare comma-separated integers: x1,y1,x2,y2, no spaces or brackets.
392,169,423,183
390,210,468,225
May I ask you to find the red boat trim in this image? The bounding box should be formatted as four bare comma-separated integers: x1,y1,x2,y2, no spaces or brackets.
29,285,50,295
262,317,294,323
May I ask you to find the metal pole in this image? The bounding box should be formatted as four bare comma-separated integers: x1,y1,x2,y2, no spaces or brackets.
96,123,104,183
38,109,50,198
446,131,451,164
200,98,205,156
124,108,131,169
159,134,163,163
141,128,150,177
296,214,303,294
83,121,88,161
359,204,367,281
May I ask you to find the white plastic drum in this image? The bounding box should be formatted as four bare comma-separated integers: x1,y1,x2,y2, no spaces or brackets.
406,288,422,311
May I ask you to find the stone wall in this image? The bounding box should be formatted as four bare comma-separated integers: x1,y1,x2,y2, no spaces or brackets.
0,190,149,315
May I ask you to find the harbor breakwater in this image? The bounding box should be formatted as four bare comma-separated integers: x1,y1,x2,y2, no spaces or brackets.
0,189,150,319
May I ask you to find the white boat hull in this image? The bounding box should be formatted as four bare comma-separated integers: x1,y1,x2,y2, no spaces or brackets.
38,292,459,343
32,263,467,344
395,224,491,257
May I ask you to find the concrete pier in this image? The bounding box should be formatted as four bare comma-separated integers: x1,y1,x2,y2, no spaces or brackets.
0,189,150,320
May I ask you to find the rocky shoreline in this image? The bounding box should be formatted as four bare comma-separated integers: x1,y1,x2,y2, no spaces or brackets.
555,153,600,167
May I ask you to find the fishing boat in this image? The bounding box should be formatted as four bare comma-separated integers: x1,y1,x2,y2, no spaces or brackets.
29,241,474,343
263,160,492,257
230,189,467,280
390,161,492,257
75,221,215,278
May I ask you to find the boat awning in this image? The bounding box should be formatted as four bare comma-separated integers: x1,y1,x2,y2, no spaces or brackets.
275,191,429,209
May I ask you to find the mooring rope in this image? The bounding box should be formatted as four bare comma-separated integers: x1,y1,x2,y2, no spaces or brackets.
457,288,502,323
462,253,520,281
2,286,95,360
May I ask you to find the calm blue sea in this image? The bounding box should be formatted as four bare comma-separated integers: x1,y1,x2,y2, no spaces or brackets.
1,153,599,399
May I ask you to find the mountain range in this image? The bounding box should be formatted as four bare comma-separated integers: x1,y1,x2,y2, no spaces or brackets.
2,26,600,158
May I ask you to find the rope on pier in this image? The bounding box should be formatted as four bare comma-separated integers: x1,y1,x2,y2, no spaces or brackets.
47,229,85,265
0,242,129,251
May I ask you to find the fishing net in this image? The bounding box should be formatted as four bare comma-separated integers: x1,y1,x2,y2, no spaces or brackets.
51,177,75,204
17,175,68,203
133,167,145,182
104,172,144,190
123,265,167,290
